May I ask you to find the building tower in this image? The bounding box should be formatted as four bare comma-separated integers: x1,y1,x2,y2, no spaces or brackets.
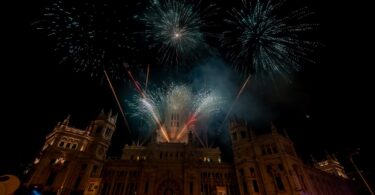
230,119,314,195
156,86,191,143
25,109,117,194
314,152,349,179
230,118,262,195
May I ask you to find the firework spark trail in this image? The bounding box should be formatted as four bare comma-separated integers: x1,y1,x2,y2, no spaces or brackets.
141,99,170,142
175,113,207,147
176,92,222,141
145,64,150,93
218,74,252,132
127,70,146,98
171,113,208,147
127,84,223,143
176,114,196,140
222,0,317,81
104,70,131,134
191,127,206,147
126,67,170,142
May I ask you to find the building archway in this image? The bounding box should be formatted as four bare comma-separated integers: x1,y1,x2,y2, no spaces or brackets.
157,179,182,195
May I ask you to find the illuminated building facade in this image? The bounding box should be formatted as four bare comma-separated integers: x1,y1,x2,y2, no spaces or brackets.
25,111,356,195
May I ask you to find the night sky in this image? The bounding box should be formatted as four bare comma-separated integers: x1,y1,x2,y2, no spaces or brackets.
2,0,373,187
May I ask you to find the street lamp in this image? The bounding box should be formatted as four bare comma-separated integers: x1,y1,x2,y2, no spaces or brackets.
349,150,374,195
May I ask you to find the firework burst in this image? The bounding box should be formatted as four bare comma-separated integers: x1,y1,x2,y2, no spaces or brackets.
222,0,318,81
127,83,224,144
34,0,138,79
143,0,217,70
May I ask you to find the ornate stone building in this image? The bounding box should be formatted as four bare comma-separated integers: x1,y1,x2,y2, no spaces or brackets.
24,110,356,195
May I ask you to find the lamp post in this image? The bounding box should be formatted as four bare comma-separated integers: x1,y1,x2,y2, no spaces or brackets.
349,151,374,195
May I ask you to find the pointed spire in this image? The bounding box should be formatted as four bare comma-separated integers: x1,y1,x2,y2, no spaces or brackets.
283,128,290,138
332,153,338,161
112,113,118,124
86,121,95,135
97,109,106,120
62,114,71,126
271,122,277,134
108,109,113,118
310,154,317,164
325,150,333,160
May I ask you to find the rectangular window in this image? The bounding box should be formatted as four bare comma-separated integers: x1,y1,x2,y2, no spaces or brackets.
144,181,149,193
102,183,108,194
275,176,285,191
272,144,278,153
266,165,272,172
46,172,57,186
81,164,87,170
239,168,245,177
278,164,284,171
243,181,248,193
299,175,306,189
91,165,98,177
250,167,255,177
253,180,259,192
261,146,266,155
267,146,272,154
74,177,81,190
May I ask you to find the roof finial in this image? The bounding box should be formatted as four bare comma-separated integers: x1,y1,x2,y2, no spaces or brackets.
283,128,290,138
332,153,338,161
62,114,71,126
325,150,333,160
86,121,95,135
310,154,317,163
97,108,106,119
108,109,113,117
271,122,277,134
112,113,118,123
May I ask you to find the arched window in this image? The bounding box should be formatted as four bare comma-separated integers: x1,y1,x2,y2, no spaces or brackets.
91,165,98,177
74,176,81,190
46,171,57,186
253,180,259,192
275,175,285,191
171,112,180,128
250,167,255,177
